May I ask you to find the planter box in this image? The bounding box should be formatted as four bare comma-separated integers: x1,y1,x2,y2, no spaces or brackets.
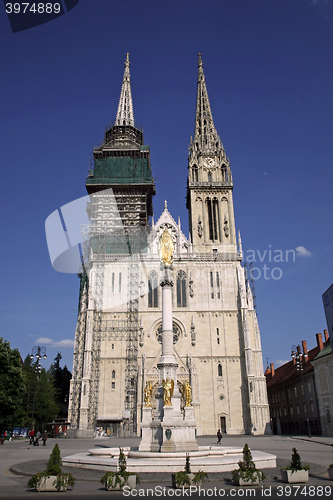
105,474,136,491
171,473,203,489
281,470,309,484
234,477,261,486
327,468,333,481
36,476,67,492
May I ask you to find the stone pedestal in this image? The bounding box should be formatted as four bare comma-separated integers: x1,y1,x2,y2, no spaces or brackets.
139,256,199,453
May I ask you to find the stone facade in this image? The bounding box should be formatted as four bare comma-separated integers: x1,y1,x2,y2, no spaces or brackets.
67,54,271,438
312,335,333,436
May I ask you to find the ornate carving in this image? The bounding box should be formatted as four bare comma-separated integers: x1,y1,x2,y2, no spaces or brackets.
189,273,194,298
162,378,174,406
184,380,192,407
198,217,203,238
144,381,152,407
158,229,174,267
223,215,229,238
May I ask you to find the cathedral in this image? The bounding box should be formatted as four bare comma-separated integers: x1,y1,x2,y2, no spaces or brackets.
67,54,271,438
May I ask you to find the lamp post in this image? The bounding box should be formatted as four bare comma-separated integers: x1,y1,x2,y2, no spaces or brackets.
291,345,311,438
30,346,47,430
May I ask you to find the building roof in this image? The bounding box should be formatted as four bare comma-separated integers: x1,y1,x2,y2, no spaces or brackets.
265,344,321,389
313,341,332,361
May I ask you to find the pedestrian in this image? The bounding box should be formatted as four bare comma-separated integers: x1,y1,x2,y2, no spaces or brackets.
217,429,222,444
42,430,48,446
35,430,41,446
29,429,34,445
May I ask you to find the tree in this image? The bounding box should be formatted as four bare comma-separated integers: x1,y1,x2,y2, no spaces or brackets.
48,352,72,416
23,355,59,428
0,338,25,430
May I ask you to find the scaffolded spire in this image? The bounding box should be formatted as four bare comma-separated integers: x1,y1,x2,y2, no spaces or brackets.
116,53,135,127
194,53,219,152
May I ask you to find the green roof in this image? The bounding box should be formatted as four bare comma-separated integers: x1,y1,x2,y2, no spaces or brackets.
87,156,153,186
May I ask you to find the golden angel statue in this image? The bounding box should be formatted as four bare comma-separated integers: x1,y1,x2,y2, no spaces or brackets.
158,229,174,267
162,378,174,406
183,380,192,407
144,381,152,407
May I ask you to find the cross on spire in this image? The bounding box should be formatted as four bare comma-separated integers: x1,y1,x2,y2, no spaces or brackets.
116,53,135,127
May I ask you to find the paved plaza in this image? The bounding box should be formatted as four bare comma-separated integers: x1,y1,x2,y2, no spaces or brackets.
0,435,332,499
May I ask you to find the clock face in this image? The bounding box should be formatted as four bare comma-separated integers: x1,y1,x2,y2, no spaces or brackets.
203,157,215,168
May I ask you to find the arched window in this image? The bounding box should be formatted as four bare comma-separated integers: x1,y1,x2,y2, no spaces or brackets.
213,198,219,240
208,172,212,183
206,198,213,241
112,370,115,379
148,272,158,307
177,271,187,307
218,364,223,377
206,197,219,241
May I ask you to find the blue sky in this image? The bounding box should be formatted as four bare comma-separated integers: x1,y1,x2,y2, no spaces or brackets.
1,0,333,372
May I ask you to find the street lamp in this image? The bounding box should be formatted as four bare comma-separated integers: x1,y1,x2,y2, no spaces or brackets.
291,344,311,438
30,346,47,430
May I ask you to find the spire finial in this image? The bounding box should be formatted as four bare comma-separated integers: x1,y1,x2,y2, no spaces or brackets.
116,53,134,126
164,200,168,210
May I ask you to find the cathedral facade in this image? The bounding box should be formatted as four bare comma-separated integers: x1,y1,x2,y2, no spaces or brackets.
67,54,271,438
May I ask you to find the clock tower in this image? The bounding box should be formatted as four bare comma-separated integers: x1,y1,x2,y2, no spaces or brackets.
187,54,237,253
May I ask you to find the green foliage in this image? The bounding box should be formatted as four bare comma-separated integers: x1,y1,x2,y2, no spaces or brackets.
281,448,310,472
0,338,25,430
329,464,333,469
185,453,191,474
27,444,75,491
118,447,127,474
48,353,72,413
193,470,208,484
232,443,265,484
100,449,138,490
46,443,61,475
22,355,59,428
174,471,191,487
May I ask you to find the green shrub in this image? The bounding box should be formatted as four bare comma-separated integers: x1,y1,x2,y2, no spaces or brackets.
232,443,265,484
27,444,75,491
281,448,310,472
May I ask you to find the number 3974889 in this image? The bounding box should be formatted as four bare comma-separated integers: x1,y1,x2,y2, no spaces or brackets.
5,3,61,14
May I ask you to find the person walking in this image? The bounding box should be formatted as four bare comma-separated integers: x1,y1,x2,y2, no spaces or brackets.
42,430,48,446
34,430,41,446
217,429,222,444
29,429,34,445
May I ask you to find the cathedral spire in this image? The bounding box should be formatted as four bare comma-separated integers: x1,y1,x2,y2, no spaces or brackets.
194,53,218,153
116,53,134,127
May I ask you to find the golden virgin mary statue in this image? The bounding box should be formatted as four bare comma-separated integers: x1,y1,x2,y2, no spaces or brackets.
158,228,174,267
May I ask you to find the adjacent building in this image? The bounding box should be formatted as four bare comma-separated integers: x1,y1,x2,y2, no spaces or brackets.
265,331,329,435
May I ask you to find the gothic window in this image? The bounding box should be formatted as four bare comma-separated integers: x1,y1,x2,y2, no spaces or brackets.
112,273,115,293
111,382,115,390
148,271,158,308
112,370,115,379
206,198,214,241
218,364,223,377
213,198,219,240
119,273,122,293
210,271,214,299
177,270,187,307
208,172,212,183
206,198,219,241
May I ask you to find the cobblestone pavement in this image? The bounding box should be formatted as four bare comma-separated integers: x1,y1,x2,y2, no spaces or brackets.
1,435,332,499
